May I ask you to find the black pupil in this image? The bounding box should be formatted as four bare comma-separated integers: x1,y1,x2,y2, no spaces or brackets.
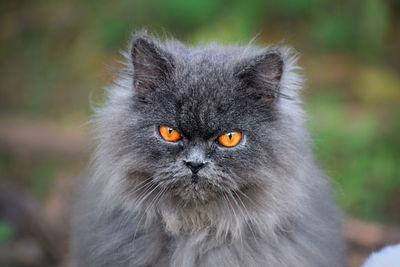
228,133,233,140
168,128,173,134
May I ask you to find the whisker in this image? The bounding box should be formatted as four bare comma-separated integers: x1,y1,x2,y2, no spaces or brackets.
130,177,154,194
221,192,242,246
132,182,165,250
131,181,155,204
236,189,263,210
135,182,162,208
231,190,258,245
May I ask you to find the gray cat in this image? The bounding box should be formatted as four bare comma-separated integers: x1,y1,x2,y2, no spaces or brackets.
70,32,344,267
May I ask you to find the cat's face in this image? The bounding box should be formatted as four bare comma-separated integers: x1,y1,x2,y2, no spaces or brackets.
117,34,284,206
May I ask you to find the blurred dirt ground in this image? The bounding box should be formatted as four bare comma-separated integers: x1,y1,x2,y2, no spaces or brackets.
1,119,399,267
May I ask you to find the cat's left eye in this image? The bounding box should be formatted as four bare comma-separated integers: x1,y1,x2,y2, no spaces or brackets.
218,132,242,147
159,126,181,142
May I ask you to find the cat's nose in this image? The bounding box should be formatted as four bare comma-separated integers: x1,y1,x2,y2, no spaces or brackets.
183,160,206,174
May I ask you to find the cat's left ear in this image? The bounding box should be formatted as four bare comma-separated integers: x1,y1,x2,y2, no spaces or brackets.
130,33,175,92
235,51,283,102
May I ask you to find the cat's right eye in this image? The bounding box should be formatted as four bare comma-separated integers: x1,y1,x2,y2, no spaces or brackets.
159,126,181,142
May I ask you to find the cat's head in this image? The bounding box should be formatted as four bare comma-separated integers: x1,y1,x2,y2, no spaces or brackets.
94,32,306,214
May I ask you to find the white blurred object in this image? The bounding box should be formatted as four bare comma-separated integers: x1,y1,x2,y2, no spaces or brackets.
362,243,400,267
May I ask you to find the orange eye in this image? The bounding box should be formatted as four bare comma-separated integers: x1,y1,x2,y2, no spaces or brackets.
159,126,181,142
218,132,242,147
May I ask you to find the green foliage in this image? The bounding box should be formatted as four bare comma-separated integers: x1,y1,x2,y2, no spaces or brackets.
0,149,81,200
0,221,14,242
308,94,400,223
92,17,130,50
263,0,322,18
310,0,390,55
0,150,9,178
313,12,357,51
29,157,59,199
359,0,390,56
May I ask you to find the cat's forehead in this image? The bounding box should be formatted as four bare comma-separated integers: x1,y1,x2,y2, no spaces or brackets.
157,75,255,140
171,60,238,136
177,92,233,138
136,43,277,139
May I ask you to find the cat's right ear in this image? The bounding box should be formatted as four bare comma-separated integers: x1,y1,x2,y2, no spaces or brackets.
130,34,175,92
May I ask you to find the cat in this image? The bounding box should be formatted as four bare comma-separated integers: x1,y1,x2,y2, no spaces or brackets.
70,31,345,267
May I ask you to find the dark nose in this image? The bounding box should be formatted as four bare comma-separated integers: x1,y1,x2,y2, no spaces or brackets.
184,161,206,174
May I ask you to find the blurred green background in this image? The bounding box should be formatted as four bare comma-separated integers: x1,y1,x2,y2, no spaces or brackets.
1,0,399,241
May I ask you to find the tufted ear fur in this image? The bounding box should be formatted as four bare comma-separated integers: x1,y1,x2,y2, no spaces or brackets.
130,34,175,92
235,51,283,102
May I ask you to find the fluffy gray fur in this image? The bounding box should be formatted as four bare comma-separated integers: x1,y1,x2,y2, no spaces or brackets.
70,32,344,267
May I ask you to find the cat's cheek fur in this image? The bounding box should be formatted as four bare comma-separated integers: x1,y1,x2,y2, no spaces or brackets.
70,32,345,267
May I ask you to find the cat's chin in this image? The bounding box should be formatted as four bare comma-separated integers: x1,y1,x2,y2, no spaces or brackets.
171,176,222,206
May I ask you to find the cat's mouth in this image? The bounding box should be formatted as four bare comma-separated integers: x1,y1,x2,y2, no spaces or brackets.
183,175,207,190
191,174,199,184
